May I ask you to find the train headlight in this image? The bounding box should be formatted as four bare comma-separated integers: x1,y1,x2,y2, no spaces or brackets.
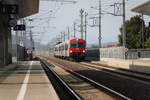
70,50,73,53
83,50,85,53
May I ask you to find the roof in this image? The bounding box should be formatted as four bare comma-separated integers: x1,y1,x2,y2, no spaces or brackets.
3,0,39,19
131,1,150,16
70,38,86,43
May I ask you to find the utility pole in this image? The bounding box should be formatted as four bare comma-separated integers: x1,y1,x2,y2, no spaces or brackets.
84,12,88,44
99,0,102,48
73,22,76,38
59,35,61,42
64,31,66,41
16,31,18,60
20,19,23,46
29,19,34,51
23,18,26,48
141,13,144,49
90,0,101,48
56,36,58,43
80,9,84,39
67,27,70,40
122,0,126,47
61,31,65,42
61,32,63,42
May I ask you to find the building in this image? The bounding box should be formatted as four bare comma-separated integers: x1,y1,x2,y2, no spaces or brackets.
0,0,39,66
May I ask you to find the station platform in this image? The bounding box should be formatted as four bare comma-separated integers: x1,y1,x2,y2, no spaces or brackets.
92,58,150,74
0,61,59,100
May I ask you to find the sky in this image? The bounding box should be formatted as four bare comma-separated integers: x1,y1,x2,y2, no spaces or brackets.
27,0,150,45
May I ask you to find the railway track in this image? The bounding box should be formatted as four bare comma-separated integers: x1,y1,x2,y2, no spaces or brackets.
39,58,83,100
40,56,131,100
80,62,150,84
41,56,150,99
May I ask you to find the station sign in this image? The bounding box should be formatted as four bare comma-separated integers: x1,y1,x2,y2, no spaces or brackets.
0,4,18,14
13,25,26,31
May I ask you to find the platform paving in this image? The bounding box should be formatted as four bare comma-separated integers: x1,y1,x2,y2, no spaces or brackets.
92,58,150,74
0,61,59,100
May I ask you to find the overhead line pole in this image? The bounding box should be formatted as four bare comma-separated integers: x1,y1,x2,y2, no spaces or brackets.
99,0,102,48
16,30,18,61
85,12,88,45
99,0,102,61
123,0,126,47
61,32,63,42
23,18,26,48
73,22,76,38
141,13,144,49
20,19,23,46
80,9,84,39
64,31,66,41
67,27,70,40
29,19,34,51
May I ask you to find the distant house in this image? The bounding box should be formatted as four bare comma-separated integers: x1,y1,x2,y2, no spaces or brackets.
107,44,117,48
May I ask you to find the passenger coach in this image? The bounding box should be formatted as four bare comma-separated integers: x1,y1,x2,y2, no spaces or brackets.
54,38,86,61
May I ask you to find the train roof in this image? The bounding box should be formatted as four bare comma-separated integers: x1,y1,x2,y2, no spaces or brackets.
70,38,86,42
55,38,86,46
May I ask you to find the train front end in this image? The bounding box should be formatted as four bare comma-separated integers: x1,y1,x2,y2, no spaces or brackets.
69,38,86,61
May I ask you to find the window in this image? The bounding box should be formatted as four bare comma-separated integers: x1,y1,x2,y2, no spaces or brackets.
65,44,68,50
70,42,77,47
70,42,85,48
78,42,86,47
59,46,61,51
62,45,64,50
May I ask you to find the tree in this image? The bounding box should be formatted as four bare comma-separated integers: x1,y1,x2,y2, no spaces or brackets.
145,37,150,48
118,15,150,49
91,44,99,48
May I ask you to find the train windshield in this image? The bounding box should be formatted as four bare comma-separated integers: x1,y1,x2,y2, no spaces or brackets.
70,42,85,48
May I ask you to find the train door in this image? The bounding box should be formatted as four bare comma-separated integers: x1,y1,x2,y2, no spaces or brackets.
65,43,68,57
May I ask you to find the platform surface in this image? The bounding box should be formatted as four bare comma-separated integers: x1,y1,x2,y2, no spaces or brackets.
0,61,59,100
92,58,150,74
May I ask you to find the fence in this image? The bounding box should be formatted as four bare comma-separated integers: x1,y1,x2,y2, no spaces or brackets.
86,48,100,61
86,47,150,61
100,47,125,59
127,49,150,59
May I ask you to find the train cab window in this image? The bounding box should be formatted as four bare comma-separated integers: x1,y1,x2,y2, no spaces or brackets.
78,42,86,47
70,42,85,48
70,42,78,47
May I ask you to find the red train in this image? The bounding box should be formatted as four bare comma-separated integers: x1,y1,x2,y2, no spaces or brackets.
53,38,86,61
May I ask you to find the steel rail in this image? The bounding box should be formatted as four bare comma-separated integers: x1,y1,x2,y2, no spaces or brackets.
80,62,150,82
39,58,83,100
46,59,132,100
